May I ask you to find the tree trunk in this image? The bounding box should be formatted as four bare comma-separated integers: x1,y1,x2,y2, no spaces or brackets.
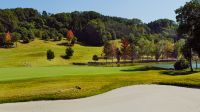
112,57,114,67
196,60,198,69
189,48,193,72
190,57,193,72
16,42,17,47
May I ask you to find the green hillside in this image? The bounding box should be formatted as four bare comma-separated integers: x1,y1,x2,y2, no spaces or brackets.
0,39,102,67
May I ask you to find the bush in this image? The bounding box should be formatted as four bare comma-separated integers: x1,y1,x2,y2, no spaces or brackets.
27,30,35,40
174,59,189,70
47,49,55,60
71,36,77,45
22,37,30,43
92,55,99,62
58,33,63,41
42,31,50,40
34,30,42,38
65,47,74,59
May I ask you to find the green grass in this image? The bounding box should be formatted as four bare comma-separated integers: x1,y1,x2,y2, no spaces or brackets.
0,39,200,104
0,39,102,67
1,65,200,103
0,66,133,81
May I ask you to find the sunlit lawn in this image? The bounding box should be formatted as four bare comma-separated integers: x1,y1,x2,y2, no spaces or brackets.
0,39,200,104
0,65,200,104
0,39,102,67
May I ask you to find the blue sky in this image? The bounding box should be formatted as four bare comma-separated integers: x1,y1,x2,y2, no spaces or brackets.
0,0,190,23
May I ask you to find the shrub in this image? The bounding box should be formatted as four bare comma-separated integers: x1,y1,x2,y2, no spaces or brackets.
65,47,74,59
47,49,55,60
42,31,49,40
71,36,77,45
58,33,63,41
92,55,99,62
27,30,35,40
22,37,30,43
12,32,21,42
174,59,189,70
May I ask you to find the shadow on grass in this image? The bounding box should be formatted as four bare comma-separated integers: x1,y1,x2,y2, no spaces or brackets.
60,55,70,59
121,66,168,72
57,42,66,46
57,42,73,47
157,82,200,89
160,70,199,76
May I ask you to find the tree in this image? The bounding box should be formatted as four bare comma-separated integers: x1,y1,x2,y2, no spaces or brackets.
137,38,149,60
182,41,192,69
116,48,121,64
4,32,12,48
66,30,75,45
174,39,185,59
103,42,117,62
163,40,174,59
27,30,35,40
121,38,130,61
110,42,117,62
5,32,11,43
71,36,77,45
148,19,176,34
174,59,189,70
148,40,156,60
175,0,200,71
83,19,107,46
12,32,21,47
92,55,99,62
127,43,137,62
153,39,165,61
42,31,50,40
65,47,74,59
57,33,63,41
47,49,55,61
42,11,48,17
0,10,18,32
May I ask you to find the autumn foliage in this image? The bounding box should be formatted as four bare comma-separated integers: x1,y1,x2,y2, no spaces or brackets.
121,38,130,60
66,30,74,41
121,38,130,49
5,32,11,43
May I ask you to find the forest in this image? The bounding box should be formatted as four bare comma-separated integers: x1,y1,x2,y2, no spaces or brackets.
0,8,178,46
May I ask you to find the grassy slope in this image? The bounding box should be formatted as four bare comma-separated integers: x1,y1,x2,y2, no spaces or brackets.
0,39,102,67
0,39,200,103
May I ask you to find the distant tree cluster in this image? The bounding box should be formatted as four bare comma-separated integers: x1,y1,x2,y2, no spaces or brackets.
0,8,177,46
97,34,185,63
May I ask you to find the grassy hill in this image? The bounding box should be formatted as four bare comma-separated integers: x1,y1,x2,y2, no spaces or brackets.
0,39,200,104
0,39,102,67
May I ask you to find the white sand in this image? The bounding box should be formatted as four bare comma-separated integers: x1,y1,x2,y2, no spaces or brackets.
0,85,200,112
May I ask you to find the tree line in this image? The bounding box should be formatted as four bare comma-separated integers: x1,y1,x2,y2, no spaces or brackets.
0,8,177,47
94,35,185,63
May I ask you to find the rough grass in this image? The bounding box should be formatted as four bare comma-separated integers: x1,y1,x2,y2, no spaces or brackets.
1,65,200,104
